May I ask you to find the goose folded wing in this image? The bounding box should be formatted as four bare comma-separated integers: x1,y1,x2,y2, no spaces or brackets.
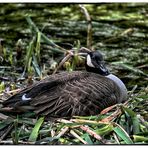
2,71,120,118
30,72,120,118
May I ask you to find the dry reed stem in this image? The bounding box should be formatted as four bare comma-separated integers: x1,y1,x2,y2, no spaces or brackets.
51,129,55,137
113,132,120,144
79,125,107,144
70,129,88,144
52,51,73,74
0,140,35,144
0,124,13,141
57,119,107,144
79,5,92,49
0,113,9,120
100,104,117,115
71,119,98,124
5,89,21,95
56,126,69,138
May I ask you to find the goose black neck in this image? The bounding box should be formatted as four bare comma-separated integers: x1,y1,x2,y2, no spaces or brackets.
85,63,110,76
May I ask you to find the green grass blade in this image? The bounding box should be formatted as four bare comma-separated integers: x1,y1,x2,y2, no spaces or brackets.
32,55,42,77
29,117,44,142
26,15,39,33
133,135,148,143
112,61,147,76
113,123,133,144
0,81,5,93
41,33,65,53
122,106,140,134
11,118,19,144
95,123,113,136
35,31,41,63
0,119,13,130
83,133,93,144
23,38,34,76
26,16,65,54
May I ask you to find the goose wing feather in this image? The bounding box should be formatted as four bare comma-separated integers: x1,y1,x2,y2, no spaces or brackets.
2,71,120,118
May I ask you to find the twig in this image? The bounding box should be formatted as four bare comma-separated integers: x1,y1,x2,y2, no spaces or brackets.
52,50,88,74
70,129,88,144
52,51,74,74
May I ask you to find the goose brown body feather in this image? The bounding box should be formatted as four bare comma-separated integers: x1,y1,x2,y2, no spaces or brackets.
2,71,121,118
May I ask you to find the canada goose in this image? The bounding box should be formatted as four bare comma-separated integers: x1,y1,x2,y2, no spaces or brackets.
2,50,128,119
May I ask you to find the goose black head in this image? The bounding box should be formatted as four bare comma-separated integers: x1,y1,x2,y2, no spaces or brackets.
85,51,110,76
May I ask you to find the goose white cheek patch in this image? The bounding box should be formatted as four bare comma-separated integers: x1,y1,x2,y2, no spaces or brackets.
22,94,31,101
87,55,95,68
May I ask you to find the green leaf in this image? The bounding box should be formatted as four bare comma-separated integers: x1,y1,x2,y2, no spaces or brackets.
133,135,148,142
0,81,5,93
122,106,140,134
83,133,93,144
13,118,19,144
95,123,113,136
73,115,103,120
29,117,44,142
25,16,65,54
113,123,133,144
35,31,41,62
23,37,35,76
32,55,41,77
